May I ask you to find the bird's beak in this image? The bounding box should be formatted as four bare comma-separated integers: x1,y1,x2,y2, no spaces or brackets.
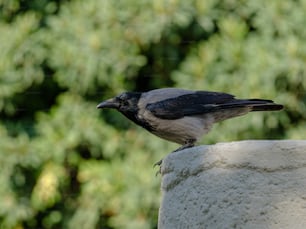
96,98,119,109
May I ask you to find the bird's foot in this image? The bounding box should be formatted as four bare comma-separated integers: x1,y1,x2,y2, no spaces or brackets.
153,139,195,176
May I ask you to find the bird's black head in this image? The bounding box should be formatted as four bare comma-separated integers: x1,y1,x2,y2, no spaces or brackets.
97,91,154,131
97,92,141,115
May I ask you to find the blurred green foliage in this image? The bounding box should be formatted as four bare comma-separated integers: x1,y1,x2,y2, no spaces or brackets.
0,0,305,228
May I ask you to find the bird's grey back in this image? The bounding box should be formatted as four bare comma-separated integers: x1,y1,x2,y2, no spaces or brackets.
139,88,194,104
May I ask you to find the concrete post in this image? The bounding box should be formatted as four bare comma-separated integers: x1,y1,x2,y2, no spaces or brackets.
158,140,306,229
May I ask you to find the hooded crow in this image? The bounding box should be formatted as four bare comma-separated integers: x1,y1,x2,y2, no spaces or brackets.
97,88,283,151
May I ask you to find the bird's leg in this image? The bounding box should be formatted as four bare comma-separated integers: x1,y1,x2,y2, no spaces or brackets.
153,139,196,175
173,139,196,152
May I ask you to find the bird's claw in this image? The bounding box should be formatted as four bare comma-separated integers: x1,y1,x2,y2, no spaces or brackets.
153,159,163,168
153,159,163,176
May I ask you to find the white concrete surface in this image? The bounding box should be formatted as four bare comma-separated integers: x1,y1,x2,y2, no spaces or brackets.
158,140,306,229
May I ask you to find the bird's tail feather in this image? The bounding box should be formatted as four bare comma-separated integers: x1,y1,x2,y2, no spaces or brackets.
243,99,283,111
250,103,284,111
217,99,283,112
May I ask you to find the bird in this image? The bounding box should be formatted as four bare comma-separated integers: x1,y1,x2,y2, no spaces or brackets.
97,88,283,153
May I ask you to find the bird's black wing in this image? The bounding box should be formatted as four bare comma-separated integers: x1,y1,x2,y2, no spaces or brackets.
146,91,237,119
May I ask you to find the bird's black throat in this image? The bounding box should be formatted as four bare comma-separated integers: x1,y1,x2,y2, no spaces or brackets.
120,109,155,132
116,92,155,132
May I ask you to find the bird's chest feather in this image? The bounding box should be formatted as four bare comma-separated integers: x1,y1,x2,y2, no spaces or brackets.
138,110,214,144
